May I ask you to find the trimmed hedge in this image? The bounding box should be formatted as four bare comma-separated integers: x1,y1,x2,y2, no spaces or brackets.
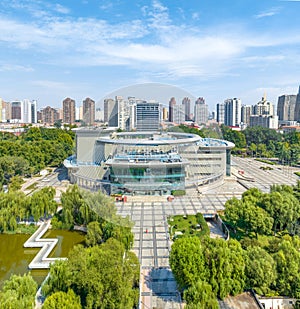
171,190,186,196
255,158,275,165
196,213,210,237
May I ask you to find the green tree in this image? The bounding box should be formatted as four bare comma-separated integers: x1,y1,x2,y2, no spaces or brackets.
225,192,273,238
9,176,24,191
43,289,82,309
202,238,246,299
245,246,277,295
249,143,257,157
262,188,300,234
85,221,103,246
22,127,42,141
0,274,37,309
273,240,300,298
43,239,140,309
184,281,219,309
221,125,246,150
170,237,207,290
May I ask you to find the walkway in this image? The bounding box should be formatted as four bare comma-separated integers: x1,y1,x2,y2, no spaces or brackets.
117,191,244,309
23,221,67,269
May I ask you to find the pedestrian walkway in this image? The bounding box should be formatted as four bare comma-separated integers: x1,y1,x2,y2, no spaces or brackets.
23,221,67,269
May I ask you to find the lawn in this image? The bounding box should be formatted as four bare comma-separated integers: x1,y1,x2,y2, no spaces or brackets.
168,213,210,240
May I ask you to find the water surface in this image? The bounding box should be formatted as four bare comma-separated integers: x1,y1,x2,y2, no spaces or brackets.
0,230,85,287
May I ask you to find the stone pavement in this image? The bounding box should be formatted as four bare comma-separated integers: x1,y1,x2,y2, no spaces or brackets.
116,187,245,309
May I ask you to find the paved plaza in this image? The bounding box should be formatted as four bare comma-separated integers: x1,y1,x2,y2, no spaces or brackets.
116,182,246,308
116,157,300,309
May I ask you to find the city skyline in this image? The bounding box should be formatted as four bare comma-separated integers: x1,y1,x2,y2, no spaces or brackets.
1,0,300,108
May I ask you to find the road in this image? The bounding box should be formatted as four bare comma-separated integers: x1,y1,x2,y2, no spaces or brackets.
232,157,300,192
22,167,69,199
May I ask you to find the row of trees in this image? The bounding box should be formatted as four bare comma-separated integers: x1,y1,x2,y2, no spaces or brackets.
0,127,74,189
221,125,300,164
168,124,300,165
42,239,140,308
224,185,300,237
42,188,139,308
0,274,37,309
170,183,300,306
0,187,57,233
0,187,139,308
53,185,134,250
170,237,244,308
170,234,300,307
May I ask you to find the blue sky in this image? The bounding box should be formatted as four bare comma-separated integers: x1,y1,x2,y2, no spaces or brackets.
1,0,300,110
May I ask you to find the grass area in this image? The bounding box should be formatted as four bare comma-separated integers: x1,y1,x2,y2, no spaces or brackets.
168,213,210,240
171,190,186,196
25,182,38,191
255,158,276,165
295,172,300,177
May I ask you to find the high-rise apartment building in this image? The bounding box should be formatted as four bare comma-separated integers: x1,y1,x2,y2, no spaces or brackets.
22,99,37,123
294,86,300,122
253,94,274,116
37,111,42,123
95,107,104,122
4,101,11,122
173,104,185,124
168,97,176,122
128,99,137,131
194,97,208,125
162,107,168,121
83,97,95,125
277,95,297,121
116,96,130,131
41,106,60,125
63,97,76,124
182,97,191,121
224,98,241,126
104,98,118,126
216,103,225,124
241,105,252,126
136,101,160,131
11,101,22,122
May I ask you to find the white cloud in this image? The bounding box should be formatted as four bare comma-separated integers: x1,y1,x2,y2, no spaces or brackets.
254,7,281,19
0,64,34,72
0,0,300,82
241,55,285,63
54,4,70,14
30,80,69,90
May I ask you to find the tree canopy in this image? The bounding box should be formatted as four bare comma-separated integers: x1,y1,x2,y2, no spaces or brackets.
0,187,57,233
43,239,140,309
0,274,37,309
53,185,134,250
0,127,74,190
170,183,300,303
170,237,245,302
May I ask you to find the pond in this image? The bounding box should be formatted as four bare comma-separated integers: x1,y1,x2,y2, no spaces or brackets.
0,229,85,287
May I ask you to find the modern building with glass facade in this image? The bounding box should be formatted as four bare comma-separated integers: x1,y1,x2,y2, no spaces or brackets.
64,129,234,195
